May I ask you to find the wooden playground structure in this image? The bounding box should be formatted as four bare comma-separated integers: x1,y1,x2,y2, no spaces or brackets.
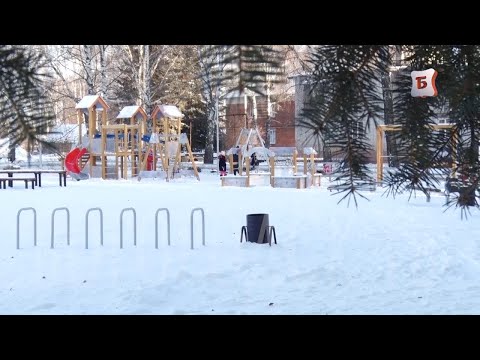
71,95,198,181
376,124,458,182
138,104,199,181
106,105,147,179
221,126,320,188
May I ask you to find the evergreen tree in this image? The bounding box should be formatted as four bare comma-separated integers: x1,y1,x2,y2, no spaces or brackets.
384,45,480,215
0,45,56,161
300,45,390,207
298,44,480,215
383,46,446,201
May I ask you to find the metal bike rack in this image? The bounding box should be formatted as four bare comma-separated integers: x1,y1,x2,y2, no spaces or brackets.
17,207,37,249
85,207,103,249
155,208,171,248
51,207,70,248
120,207,137,249
190,207,205,250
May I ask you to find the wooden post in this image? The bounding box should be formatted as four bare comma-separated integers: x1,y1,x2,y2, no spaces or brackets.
114,128,119,179
185,141,200,180
452,126,458,178
140,144,150,171
152,120,158,171
152,122,158,172
303,155,307,175
101,127,106,180
164,117,169,181
293,149,298,174
174,141,182,176
89,107,94,178
123,125,128,179
269,156,275,186
77,109,82,146
238,151,243,176
310,153,315,179
189,120,192,146
131,116,136,177
175,117,183,172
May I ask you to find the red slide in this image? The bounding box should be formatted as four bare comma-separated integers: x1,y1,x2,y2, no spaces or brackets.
65,147,88,174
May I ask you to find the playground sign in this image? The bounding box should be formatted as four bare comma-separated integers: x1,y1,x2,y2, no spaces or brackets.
411,68,438,97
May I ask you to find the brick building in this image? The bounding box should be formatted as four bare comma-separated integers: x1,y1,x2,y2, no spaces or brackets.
224,91,296,150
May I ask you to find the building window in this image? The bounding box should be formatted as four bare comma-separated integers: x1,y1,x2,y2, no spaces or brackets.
438,116,449,124
269,128,276,145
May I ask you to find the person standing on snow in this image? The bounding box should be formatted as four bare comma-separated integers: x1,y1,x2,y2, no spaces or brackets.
232,146,240,176
218,151,227,176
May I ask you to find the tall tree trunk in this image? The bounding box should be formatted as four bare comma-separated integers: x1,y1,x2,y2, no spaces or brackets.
8,134,15,163
143,45,153,116
197,46,217,164
99,45,108,100
82,45,95,95
252,94,258,129
204,107,215,164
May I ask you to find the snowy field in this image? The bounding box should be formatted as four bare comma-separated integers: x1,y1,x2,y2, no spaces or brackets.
1,169,480,315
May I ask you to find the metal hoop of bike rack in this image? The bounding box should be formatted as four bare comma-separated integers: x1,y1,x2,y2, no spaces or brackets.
155,208,171,248
17,207,37,249
51,207,70,248
85,207,103,249
120,207,137,249
190,207,205,250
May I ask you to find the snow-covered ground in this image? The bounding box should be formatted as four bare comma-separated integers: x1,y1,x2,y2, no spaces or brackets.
1,168,480,314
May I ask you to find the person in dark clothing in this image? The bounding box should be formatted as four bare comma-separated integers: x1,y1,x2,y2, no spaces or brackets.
250,152,257,170
218,151,227,176
232,146,240,176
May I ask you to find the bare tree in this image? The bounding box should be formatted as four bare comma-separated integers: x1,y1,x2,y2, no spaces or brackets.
197,45,228,164
82,45,95,95
98,45,108,100
39,45,121,125
117,45,172,116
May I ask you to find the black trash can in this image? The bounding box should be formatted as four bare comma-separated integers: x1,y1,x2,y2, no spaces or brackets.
246,213,269,244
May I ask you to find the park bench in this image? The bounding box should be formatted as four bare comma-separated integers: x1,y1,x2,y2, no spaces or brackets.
0,169,67,187
0,177,36,189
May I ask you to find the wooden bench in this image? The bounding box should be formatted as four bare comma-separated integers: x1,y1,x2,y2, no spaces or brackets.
35,169,67,187
0,177,36,189
271,175,307,189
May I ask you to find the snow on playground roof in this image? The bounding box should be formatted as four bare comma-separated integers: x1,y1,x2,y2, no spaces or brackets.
157,105,184,119
116,106,145,119
75,95,109,110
